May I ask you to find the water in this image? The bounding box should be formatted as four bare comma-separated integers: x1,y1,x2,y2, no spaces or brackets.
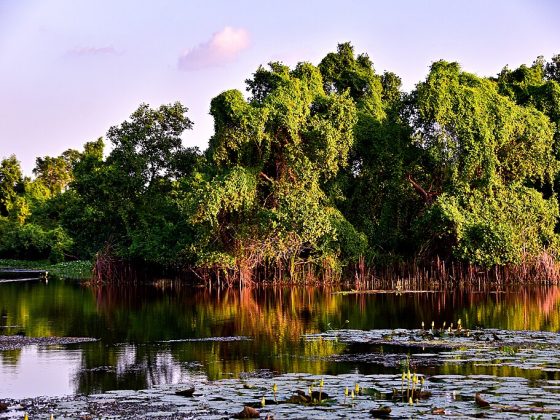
0,278,559,399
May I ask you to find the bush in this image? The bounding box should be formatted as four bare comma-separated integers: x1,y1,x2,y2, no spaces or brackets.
0,218,73,262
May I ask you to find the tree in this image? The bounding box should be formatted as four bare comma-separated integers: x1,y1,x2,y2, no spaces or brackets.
0,155,24,217
545,54,560,82
318,42,384,118
318,43,418,260
33,149,79,195
0,155,72,262
496,55,560,174
60,105,201,264
184,60,364,276
106,102,194,191
496,57,560,130
411,61,558,265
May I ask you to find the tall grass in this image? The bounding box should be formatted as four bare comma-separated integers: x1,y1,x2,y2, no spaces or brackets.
90,249,560,287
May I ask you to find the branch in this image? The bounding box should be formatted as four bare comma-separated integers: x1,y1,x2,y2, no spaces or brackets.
259,172,274,183
406,173,437,203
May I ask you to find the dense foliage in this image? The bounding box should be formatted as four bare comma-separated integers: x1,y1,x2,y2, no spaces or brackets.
2,44,559,279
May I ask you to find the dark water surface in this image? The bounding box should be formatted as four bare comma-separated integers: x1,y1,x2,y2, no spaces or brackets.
1,278,559,399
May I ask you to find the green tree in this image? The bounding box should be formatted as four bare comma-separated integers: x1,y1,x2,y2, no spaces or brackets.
318,42,384,118
60,106,201,264
411,61,558,265
33,148,79,195
496,55,560,195
496,57,560,134
318,43,418,260
545,54,560,82
0,155,73,262
183,60,364,276
106,102,194,191
0,155,24,217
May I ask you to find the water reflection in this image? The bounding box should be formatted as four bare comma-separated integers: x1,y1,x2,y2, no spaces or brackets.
0,279,559,397
0,346,82,399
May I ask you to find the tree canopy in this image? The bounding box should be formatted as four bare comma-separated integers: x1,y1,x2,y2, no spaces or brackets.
2,44,560,279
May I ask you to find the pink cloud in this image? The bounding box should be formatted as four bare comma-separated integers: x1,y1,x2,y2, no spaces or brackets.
66,46,119,57
178,26,250,71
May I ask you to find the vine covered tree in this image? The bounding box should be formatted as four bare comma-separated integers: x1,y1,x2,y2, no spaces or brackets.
318,43,418,260
181,60,365,278
411,61,558,265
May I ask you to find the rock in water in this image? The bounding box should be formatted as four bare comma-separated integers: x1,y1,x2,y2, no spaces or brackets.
475,392,490,408
291,389,330,403
415,390,432,399
287,392,311,404
175,387,195,397
233,406,260,418
0,402,8,412
310,390,329,401
370,406,391,418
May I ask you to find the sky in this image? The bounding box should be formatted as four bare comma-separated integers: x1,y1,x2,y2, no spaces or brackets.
0,0,559,174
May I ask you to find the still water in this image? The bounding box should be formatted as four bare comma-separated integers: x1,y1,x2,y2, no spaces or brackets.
1,278,559,398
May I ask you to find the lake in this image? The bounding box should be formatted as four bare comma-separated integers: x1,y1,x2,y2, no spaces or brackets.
1,278,560,418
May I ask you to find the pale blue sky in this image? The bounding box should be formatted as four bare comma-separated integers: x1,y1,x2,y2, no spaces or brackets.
1,0,559,174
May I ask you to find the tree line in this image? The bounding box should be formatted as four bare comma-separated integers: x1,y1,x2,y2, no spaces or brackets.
1,43,560,281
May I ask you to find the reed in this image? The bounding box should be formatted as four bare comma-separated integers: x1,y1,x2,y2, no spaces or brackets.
91,246,560,287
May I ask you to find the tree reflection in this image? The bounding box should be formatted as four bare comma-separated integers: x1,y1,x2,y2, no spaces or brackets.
1,279,559,394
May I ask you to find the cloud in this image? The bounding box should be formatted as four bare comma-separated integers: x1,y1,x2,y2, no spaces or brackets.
178,26,250,71
66,46,119,57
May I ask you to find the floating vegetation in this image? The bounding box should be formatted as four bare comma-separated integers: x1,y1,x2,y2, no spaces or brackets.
158,336,253,343
0,259,92,280
0,335,98,351
303,328,560,376
4,371,560,419
304,327,560,349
